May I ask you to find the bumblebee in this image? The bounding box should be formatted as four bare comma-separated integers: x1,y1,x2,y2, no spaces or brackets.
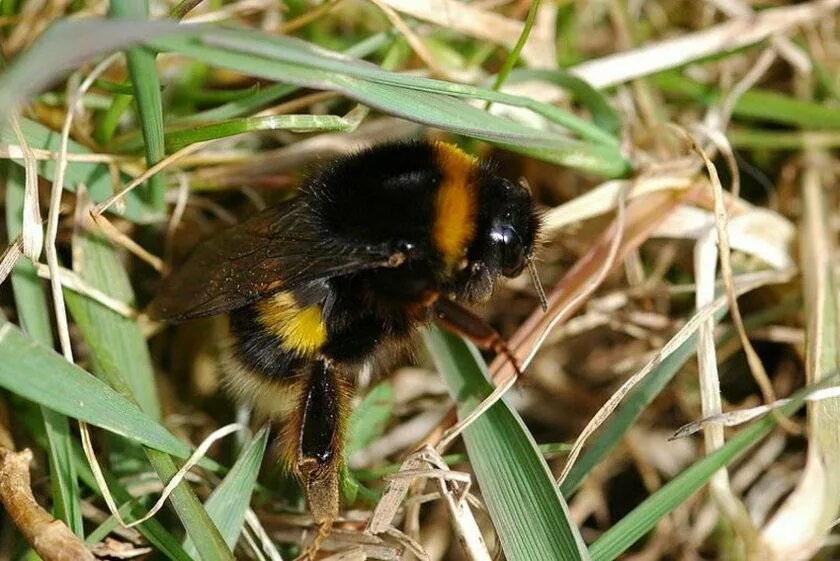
148,140,541,545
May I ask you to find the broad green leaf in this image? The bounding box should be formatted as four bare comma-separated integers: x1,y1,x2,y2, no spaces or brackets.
0,321,189,457
185,428,269,555
4,164,83,535
424,326,590,561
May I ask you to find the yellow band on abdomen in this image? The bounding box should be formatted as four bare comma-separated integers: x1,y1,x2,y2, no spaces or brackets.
256,292,327,355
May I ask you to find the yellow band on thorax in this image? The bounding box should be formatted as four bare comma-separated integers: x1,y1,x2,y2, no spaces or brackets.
431,142,479,269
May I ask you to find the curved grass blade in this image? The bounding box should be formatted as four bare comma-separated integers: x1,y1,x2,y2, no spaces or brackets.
78,459,195,561
0,19,187,113
506,68,622,136
424,326,590,561
560,307,727,497
189,29,622,149
149,33,629,177
185,428,269,556
562,297,800,497
175,31,395,124
0,320,189,457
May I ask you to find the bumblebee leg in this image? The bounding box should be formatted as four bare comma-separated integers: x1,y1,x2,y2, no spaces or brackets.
431,297,523,378
292,360,351,558
431,297,525,450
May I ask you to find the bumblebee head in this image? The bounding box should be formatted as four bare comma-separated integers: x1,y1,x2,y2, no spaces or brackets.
452,170,541,303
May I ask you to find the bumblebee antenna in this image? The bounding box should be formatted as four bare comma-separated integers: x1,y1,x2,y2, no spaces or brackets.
526,255,548,312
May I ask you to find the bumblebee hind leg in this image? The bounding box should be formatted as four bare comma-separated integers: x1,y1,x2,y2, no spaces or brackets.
222,350,351,558
279,359,352,559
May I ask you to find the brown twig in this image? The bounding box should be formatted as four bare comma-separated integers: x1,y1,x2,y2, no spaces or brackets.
0,447,95,561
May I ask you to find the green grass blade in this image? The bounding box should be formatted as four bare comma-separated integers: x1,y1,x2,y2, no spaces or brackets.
0,19,186,111
654,72,840,129
193,30,617,143
148,34,629,177
95,93,134,145
589,389,812,561
0,321,189,457
507,68,623,136
159,114,355,152
64,231,160,418
110,1,167,211
0,18,628,177
561,307,727,497
424,326,590,561
74,453,199,561
64,229,234,561
4,164,83,535
175,32,394,124
146,450,234,561
487,0,540,96
347,381,394,455
185,428,268,555
727,129,840,150
187,29,622,149
0,117,159,223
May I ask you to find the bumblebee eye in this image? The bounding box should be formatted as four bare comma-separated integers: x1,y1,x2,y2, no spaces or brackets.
490,225,526,277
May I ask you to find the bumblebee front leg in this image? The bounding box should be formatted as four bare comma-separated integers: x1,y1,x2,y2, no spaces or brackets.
280,359,351,558
431,297,525,450
431,297,523,378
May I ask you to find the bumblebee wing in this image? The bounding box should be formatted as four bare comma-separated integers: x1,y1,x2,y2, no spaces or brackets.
147,197,400,321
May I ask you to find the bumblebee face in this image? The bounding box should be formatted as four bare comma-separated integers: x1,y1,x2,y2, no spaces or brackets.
486,177,538,278
452,173,540,303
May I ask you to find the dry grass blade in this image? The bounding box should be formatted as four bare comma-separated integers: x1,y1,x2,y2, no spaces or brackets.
556,268,795,487
376,0,556,68
673,126,778,406
673,387,840,439
7,113,42,261
33,263,136,318
83,423,244,531
0,236,23,286
693,196,763,552
366,0,446,78
761,155,840,557
509,0,840,96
